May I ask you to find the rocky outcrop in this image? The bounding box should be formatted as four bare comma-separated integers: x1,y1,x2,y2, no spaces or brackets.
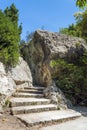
0,62,16,109
10,57,32,87
21,30,87,108
43,82,72,109
0,57,33,110
22,30,87,86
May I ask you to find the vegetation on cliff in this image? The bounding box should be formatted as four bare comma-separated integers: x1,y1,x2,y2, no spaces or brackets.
50,50,87,104
58,4,87,105
60,9,87,42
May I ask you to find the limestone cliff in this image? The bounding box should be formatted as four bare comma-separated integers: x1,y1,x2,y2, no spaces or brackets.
21,30,87,108
0,57,32,110
21,30,87,86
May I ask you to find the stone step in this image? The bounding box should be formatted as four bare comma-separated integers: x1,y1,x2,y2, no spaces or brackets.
11,104,57,115
17,89,43,94
13,92,44,98
24,86,44,90
15,110,81,128
10,97,50,107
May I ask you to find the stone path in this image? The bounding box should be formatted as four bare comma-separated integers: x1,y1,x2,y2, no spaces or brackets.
9,86,81,129
39,107,87,130
39,116,87,130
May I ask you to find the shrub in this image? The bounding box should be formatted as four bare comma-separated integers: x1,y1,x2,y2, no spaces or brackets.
50,59,87,104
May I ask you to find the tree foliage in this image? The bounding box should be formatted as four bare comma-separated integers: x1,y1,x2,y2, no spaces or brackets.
76,0,87,8
59,24,81,37
50,57,87,104
4,4,18,24
60,9,87,42
0,4,22,66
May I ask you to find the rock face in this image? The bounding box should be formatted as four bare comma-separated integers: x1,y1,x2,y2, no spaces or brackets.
10,57,32,86
0,62,16,108
21,30,87,108
22,30,87,86
0,57,33,109
43,82,72,109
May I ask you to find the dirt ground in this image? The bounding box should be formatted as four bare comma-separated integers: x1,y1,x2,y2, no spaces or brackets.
0,107,43,130
0,108,29,130
0,114,29,130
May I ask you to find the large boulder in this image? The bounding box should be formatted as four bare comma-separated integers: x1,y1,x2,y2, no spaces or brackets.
21,30,87,87
10,57,33,87
0,62,16,109
21,30,87,108
43,81,72,109
0,57,33,110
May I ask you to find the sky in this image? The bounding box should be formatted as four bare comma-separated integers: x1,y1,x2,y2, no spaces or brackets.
0,0,80,40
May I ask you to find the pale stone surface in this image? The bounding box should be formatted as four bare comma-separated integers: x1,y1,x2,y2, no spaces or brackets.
0,57,33,107
40,117,87,130
0,62,11,95
43,83,72,109
14,92,44,98
11,104,57,114
15,110,81,126
10,97,50,103
10,97,50,107
0,62,5,74
0,106,3,113
10,57,32,86
0,62,16,107
16,82,32,90
40,107,87,130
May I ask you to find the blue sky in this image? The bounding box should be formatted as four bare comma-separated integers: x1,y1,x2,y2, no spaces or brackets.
0,0,80,40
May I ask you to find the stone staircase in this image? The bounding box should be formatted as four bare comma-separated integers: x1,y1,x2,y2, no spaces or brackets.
9,86,81,129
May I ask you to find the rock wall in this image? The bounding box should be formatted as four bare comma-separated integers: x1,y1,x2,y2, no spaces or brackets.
43,81,72,109
0,62,16,109
9,57,32,86
21,30,87,108
21,30,87,86
0,57,32,110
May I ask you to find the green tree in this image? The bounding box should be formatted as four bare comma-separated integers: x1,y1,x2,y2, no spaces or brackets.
50,59,87,104
4,3,22,36
76,0,87,8
0,4,22,66
4,4,18,24
60,9,87,42
59,24,81,37
74,10,87,41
